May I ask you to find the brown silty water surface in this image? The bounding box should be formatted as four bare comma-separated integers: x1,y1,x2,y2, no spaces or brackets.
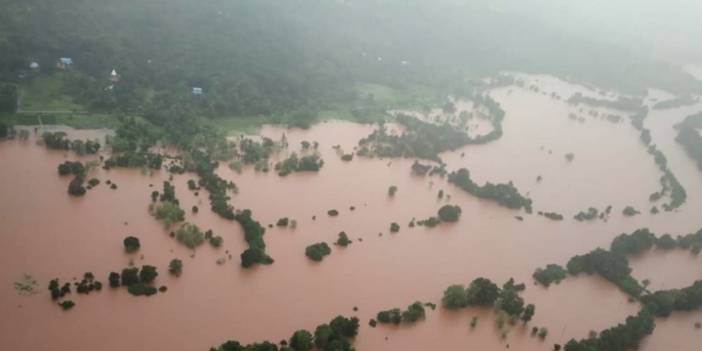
1,74,702,350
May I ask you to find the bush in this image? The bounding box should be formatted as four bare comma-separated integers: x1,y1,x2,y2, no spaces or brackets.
153,201,185,227
68,176,87,196
209,235,223,248
175,223,205,248
108,272,121,287
542,212,564,221
123,236,141,253
466,277,500,306
58,161,85,176
622,206,640,216
390,222,400,233
327,209,339,216
127,282,158,296
533,264,567,287
401,301,426,322
336,232,352,247
169,259,183,276
289,330,314,351
276,217,290,227
139,265,158,283
240,248,274,268
377,308,402,324
305,242,331,261
58,300,75,310
121,267,139,286
573,207,598,221
418,216,440,227
438,205,462,222
388,185,398,196
442,285,467,309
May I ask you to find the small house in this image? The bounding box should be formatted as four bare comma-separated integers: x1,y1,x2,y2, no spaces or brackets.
56,57,73,70
110,69,120,82
191,87,203,96
29,62,40,70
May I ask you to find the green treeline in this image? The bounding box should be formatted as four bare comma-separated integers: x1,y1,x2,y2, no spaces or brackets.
43,131,101,154
442,277,536,324
376,301,428,324
567,93,645,113
625,107,687,212
535,227,702,350
448,168,532,212
275,153,324,176
675,112,702,172
210,315,359,351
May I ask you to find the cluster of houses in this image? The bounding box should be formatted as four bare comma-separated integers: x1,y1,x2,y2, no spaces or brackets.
26,57,204,96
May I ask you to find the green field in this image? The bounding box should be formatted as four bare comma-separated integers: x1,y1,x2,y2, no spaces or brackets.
19,75,84,112
3,77,438,134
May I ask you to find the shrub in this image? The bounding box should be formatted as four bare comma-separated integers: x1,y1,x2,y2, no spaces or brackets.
123,236,141,253
153,201,185,227
175,223,205,249
59,300,75,310
169,259,183,276
438,205,462,222
336,232,352,247
390,222,400,233
108,272,121,287
533,264,567,287
305,242,332,261
139,265,158,283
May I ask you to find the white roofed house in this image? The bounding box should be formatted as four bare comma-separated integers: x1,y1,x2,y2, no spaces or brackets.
110,69,120,82
191,87,203,95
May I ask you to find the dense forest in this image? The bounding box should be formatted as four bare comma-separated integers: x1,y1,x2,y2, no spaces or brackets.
1,0,701,124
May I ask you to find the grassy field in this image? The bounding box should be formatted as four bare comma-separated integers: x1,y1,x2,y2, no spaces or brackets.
4,78,440,134
19,75,85,112
0,113,121,129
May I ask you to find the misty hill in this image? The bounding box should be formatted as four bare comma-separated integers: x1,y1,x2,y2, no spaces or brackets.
1,0,700,119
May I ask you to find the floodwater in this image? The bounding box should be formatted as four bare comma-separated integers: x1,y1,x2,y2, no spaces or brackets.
2,74,702,351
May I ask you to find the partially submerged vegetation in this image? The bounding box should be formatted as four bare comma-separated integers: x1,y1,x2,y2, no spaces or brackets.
448,168,532,212
675,112,702,172
535,227,702,350
376,301,428,325
305,242,332,262
42,131,101,155
210,315,359,351
442,277,536,337
275,153,324,176
358,95,505,161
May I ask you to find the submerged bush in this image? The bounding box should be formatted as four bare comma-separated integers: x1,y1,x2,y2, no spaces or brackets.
305,242,332,261
123,236,141,253
174,223,205,249
438,205,462,222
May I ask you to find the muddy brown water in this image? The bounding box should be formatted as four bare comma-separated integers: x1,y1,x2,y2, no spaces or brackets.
2,75,702,350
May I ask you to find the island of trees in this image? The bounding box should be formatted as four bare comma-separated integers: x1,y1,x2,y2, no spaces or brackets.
448,168,532,212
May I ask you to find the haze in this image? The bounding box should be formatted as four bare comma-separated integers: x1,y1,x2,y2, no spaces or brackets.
1,1,702,351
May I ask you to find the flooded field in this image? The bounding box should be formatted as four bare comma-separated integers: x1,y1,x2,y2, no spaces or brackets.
2,74,702,350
